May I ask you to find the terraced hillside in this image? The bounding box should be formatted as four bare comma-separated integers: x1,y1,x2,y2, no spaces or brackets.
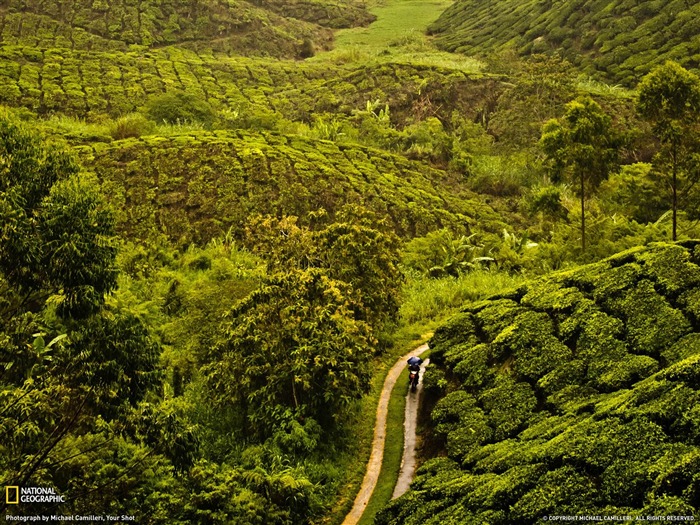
77,130,507,243
0,0,374,57
428,0,700,86
378,242,700,524
0,43,502,124
0,46,337,117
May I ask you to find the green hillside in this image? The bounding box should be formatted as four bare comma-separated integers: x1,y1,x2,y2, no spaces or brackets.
428,0,700,86
0,46,337,117
76,129,507,243
3,0,700,522
377,242,700,524
0,42,502,127
0,0,376,59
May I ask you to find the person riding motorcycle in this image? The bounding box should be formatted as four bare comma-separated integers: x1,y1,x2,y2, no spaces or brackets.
407,356,423,388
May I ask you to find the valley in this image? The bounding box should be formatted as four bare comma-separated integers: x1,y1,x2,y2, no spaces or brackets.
1,0,699,522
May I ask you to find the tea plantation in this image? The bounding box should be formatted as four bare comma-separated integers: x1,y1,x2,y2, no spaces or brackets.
0,0,374,57
0,43,502,126
2,0,700,522
428,0,700,86
377,242,700,524
0,46,336,118
76,129,507,242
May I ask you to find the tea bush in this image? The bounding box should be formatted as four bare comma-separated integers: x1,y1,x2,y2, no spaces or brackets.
0,0,358,58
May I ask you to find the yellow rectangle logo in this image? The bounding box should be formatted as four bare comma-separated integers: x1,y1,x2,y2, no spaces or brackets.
6,486,19,504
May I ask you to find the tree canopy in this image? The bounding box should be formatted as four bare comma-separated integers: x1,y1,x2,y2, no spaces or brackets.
0,114,162,516
202,268,374,439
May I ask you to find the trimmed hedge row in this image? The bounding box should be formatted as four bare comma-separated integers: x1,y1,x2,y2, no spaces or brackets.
0,46,336,118
0,44,502,127
0,0,376,57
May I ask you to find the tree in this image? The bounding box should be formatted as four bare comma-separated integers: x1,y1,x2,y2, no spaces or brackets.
315,217,402,331
244,207,403,334
202,269,374,439
0,115,117,318
540,96,619,252
0,114,164,513
637,61,700,241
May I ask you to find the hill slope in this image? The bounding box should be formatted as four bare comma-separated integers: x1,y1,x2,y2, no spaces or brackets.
0,44,502,123
77,130,507,243
0,0,374,58
378,242,700,524
428,0,700,86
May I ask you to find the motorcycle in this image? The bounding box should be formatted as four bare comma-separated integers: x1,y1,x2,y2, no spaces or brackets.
408,367,420,392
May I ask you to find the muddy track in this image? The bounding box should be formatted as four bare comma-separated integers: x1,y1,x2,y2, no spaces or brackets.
341,344,429,525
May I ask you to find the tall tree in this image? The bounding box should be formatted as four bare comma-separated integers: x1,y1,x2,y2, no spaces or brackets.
637,61,700,241
540,97,619,252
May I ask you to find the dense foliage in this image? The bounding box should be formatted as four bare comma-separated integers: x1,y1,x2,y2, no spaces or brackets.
0,117,404,523
0,114,164,517
377,242,700,524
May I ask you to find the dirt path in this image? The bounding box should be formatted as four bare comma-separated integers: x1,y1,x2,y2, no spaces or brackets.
341,344,430,525
392,357,429,499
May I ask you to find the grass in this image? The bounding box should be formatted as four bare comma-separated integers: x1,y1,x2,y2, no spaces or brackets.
334,0,451,49
35,113,211,145
399,270,526,325
312,0,484,72
576,76,635,99
356,366,409,525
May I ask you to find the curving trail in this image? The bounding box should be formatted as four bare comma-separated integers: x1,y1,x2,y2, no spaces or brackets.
392,357,429,499
341,344,430,525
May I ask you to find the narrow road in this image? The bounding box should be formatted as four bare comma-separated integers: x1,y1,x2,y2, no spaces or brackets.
341,344,430,525
392,357,429,499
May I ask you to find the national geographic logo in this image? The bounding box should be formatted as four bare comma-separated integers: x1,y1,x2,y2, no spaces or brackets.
5,486,65,504
6,486,18,504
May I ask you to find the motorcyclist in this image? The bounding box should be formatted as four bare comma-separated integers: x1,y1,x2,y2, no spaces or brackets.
407,356,423,384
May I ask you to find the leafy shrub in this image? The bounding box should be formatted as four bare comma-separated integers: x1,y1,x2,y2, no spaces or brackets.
109,113,155,139
299,38,316,59
432,391,491,460
145,91,216,127
479,376,537,441
526,185,568,219
598,163,665,223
